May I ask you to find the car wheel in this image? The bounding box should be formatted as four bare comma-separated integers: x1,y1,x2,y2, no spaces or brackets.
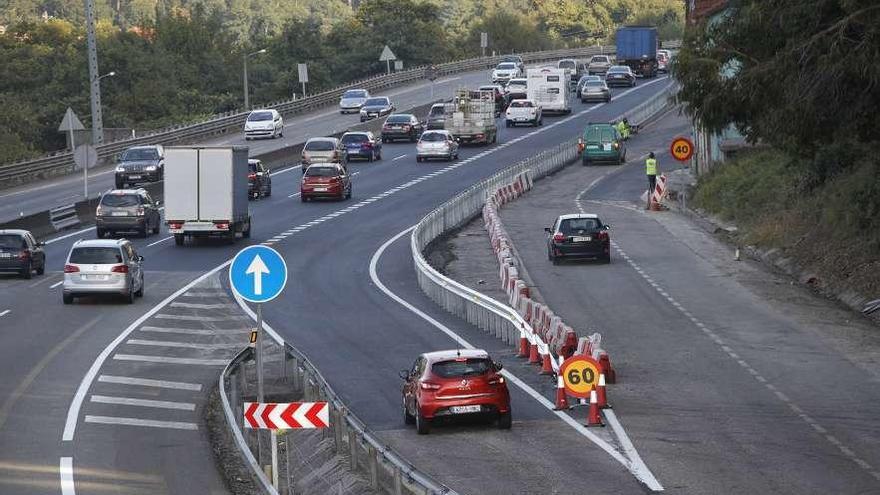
582,158,590,167
21,261,32,279
125,284,135,304
135,275,144,297
602,254,611,264
63,293,74,305
415,405,430,435
245,137,251,141
242,222,251,238
416,157,422,163
36,261,45,275
376,151,382,160
115,179,124,189
505,120,511,128
368,153,374,163
498,411,512,430
446,154,452,162
265,185,272,197
404,399,415,425
345,187,352,200
301,195,308,202
174,234,184,246
152,223,160,235
139,225,148,237
96,228,105,239
552,256,561,266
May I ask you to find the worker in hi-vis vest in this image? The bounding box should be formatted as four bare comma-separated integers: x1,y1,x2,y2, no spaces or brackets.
646,152,658,196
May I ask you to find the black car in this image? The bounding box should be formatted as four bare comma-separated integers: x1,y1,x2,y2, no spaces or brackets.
605,66,636,87
248,159,272,199
0,229,45,279
115,145,164,189
95,189,162,238
381,114,424,142
545,214,611,264
360,97,394,122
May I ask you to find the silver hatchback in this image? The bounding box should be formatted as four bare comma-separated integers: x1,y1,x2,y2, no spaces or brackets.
62,239,144,304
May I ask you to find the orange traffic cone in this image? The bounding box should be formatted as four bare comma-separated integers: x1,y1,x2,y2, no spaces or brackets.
528,341,540,364
598,353,616,384
517,336,529,358
553,375,569,410
596,373,609,409
587,388,604,427
539,353,553,375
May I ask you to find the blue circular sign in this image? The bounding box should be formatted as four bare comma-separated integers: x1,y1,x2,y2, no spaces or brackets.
229,245,288,303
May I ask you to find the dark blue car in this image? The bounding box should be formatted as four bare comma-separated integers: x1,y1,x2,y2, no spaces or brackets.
340,131,382,162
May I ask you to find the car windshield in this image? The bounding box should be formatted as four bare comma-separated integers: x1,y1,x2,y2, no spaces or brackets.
247,111,273,121
558,60,576,69
509,101,534,108
364,98,388,106
305,166,338,177
342,90,366,98
341,134,368,144
497,63,516,70
592,56,609,63
69,246,123,264
101,194,140,207
304,140,335,151
0,234,25,249
560,218,600,234
121,148,158,161
421,132,447,142
428,105,445,117
580,76,600,84
386,115,412,124
432,358,492,378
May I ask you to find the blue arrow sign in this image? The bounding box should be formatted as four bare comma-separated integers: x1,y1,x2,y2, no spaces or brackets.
229,245,288,303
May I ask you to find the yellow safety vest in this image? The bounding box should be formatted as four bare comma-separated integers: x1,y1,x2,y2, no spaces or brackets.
645,158,657,175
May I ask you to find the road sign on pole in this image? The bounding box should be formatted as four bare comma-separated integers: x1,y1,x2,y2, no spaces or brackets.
297,63,308,97
244,402,330,429
480,32,488,57
230,245,288,303
670,136,695,162
394,60,403,71
560,355,602,399
73,144,97,199
60,109,88,198
379,45,397,75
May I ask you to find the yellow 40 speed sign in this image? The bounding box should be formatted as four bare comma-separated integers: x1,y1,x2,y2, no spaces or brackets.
559,355,602,398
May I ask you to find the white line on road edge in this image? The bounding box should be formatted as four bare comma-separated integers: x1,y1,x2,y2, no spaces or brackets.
146,236,172,247
50,280,64,289
98,375,202,391
368,227,663,491
604,409,661,490
0,310,9,317
392,154,408,161
59,457,75,495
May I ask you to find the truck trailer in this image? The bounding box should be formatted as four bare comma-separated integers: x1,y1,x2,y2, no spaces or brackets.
443,89,498,145
164,146,252,245
615,26,659,78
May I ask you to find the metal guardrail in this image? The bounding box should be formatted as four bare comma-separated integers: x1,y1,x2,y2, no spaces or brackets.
0,43,682,188
49,204,80,231
220,315,456,494
410,83,677,352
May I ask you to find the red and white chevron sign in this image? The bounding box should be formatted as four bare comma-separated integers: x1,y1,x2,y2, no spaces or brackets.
243,402,329,429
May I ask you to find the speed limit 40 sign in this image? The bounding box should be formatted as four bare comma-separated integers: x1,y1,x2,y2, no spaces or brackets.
559,355,602,398
670,136,695,162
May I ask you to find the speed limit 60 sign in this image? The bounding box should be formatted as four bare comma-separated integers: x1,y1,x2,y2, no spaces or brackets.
670,136,694,162
560,355,601,398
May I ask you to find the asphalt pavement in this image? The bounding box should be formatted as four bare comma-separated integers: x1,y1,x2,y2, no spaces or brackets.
473,110,880,494
0,79,674,494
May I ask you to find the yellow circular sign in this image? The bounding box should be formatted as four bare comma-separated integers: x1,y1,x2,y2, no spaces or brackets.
560,356,601,398
670,137,695,162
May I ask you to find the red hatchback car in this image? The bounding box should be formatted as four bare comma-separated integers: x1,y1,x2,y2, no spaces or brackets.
400,349,511,434
300,163,351,202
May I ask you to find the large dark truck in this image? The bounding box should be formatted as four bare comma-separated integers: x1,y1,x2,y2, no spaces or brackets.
615,26,659,78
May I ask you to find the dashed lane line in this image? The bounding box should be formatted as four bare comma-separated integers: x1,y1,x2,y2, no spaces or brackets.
112,354,229,366
97,375,202,391
124,339,242,350
139,326,247,336
84,415,198,431
169,301,234,309
153,314,247,322
89,395,196,411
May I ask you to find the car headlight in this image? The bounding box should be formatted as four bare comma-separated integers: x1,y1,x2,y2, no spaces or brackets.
145,165,157,171
115,166,125,172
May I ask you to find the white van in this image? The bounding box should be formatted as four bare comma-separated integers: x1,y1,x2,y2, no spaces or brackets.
526,68,571,114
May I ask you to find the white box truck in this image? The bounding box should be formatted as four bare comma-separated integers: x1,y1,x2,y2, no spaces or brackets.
526,68,572,114
443,88,498,145
164,146,252,245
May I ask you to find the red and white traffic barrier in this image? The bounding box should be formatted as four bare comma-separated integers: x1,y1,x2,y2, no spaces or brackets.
243,402,329,429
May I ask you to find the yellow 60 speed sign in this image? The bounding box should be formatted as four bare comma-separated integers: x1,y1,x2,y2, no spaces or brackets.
559,355,602,398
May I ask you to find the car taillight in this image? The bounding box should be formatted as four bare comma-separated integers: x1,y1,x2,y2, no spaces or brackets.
553,233,566,243
597,231,609,241
613,142,620,149
420,382,441,391
18,249,31,260
136,207,145,216
111,264,129,273
214,222,230,230
169,222,183,230
64,264,79,273
248,173,256,179
489,376,505,385
96,205,104,216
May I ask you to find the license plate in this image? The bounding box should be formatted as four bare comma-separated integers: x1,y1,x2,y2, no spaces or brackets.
314,187,327,192
82,274,108,281
517,118,528,122
450,405,481,414
603,144,613,151
0,253,12,259
129,175,141,179
586,145,599,150
112,211,128,216
573,236,592,242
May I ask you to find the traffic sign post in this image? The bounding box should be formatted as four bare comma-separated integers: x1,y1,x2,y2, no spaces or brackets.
670,136,695,162
559,355,602,399
230,245,288,489
480,32,488,57
59,108,88,198
379,45,397,75
297,63,308,98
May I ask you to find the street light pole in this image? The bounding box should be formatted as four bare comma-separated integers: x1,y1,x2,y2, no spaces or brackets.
84,0,103,145
243,48,267,111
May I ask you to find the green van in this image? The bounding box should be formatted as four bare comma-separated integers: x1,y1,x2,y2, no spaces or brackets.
578,123,626,165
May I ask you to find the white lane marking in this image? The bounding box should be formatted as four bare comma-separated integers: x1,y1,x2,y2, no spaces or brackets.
60,457,75,495
140,326,246,336
112,354,229,366
578,193,880,483
98,375,202,391
62,78,671,442
154,314,247,322
90,395,196,411
44,226,95,245
84,415,198,430
604,409,663,490
50,280,64,289
392,154,408,161
0,310,9,317
368,227,664,488
125,339,243,350
288,192,302,198
146,236,172,247
169,302,232,309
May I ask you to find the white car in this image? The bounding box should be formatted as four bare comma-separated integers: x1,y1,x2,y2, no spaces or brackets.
244,109,283,140
416,130,459,162
62,238,144,304
492,62,521,84
339,88,370,114
505,99,542,127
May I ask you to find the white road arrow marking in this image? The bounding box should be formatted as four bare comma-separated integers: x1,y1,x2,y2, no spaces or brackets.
245,254,270,295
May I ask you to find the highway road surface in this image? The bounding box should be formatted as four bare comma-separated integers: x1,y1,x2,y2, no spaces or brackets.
0,78,673,494
449,110,880,494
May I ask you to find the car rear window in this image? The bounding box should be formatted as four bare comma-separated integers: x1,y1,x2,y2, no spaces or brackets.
585,126,616,143
386,115,412,124
305,166,338,177
592,56,609,63
304,140,335,151
0,234,25,249
428,105,445,117
101,194,140,207
69,247,123,264
341,134,368,144
560,218,600,234
509,101,534,108
432,358,492,378
421,132,447,142
558,60,576,69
